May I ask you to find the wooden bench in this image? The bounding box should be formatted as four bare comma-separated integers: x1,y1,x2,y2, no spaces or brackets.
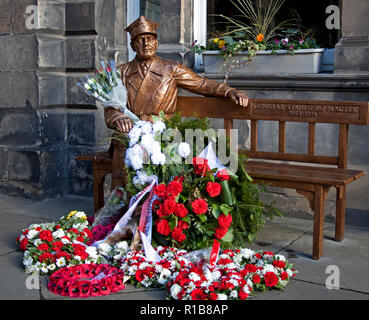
77,96,369,260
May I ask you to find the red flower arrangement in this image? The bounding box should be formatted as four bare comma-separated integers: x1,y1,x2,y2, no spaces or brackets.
48,264,125,298
151,157,234,251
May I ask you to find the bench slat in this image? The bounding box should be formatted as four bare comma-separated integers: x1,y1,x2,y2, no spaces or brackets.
246,161,364,185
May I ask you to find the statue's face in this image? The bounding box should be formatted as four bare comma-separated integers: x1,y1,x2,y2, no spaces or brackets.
131,34,158,61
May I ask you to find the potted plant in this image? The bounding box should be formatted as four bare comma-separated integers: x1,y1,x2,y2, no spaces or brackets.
191,0,324,76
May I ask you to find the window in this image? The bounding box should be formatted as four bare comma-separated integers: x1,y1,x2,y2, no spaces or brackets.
207,0,341,48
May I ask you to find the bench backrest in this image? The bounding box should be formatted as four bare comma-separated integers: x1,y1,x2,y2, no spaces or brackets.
176,97,369,169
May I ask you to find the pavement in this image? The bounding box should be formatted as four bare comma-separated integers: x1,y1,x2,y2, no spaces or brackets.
0,193,368,301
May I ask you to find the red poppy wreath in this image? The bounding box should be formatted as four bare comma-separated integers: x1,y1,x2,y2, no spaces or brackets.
47,263,125,298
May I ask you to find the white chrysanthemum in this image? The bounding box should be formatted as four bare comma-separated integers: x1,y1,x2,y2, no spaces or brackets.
61,237,70,245
274,254,286,262
75,211,87,219
151,152,166,165
27,230,39,239
23,256,33,267
126,144,144,170
262,264,276,275
286,269,293,277
211,270,221,281
141,134,155,155
137,170,149,185
116,241,129,252
128,126,142,146
177,142,191,158
158,269,172,285
56,257,66,267
217,294,228,300
33,238,42,246
52,229,65,239
40,265,49,274
98,243,112,255
48,263,56,271
138,262,150,270
140,121,153,135
153,121,166,133
25,265,36,274
189,272,201,282
86,246,98,258
170,284,182,299
230,290,238,298
240,248,255,259
75,255,81,261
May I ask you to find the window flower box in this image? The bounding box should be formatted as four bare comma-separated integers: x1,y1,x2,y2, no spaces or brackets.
202,48,325,74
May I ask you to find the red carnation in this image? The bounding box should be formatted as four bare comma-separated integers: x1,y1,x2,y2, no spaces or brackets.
156,219,171,236
281,271,289,281
171,227,186,243
154,184,167,198
39,252,54,263
214,226,228,239
193,157,210,176
167,180,183,196
39,230,53,242
264,272,279,287
190,288,206,300
218,213,232,228
20,238,28,251
163,199,177,215
272,260,286,269
37,243,50,252
239,290,249,300
252,274,261,284
55,251,71,261
191,198,208,215
206,182,222,197
178,220,189,230
217,169,229,181
174,203,188,218
76,236,85,243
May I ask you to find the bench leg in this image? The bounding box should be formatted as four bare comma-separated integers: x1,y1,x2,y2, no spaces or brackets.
313,184,325,260
335,185,346,242
93,166,106,213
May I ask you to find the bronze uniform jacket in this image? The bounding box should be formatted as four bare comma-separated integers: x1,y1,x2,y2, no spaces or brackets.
104,56,235,127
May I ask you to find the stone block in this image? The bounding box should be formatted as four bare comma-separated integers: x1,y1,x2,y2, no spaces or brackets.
37,34,65,69
37,109,67,146
66,73,96,106
39,147,69,193
348,125,369,166
0,0,11,34
38,1,65,31
37,72,67,106
335,45,369,74
68,146,100,197
12,35,38,71
66,36,95,69
0,148,41,183
0,107,40,146
12,71,39,107
0,72,13,107
12,0,37,34
159,0,181,43
67,111,96,146
65,2,95,32
0,36,13,71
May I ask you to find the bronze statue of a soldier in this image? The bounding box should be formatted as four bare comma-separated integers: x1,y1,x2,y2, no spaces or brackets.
104,16,249,189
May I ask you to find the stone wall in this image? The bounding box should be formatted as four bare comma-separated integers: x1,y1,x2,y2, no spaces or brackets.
0,0,127,199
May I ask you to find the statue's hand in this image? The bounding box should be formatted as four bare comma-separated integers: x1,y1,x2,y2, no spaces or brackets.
114,117,133,133
227,89,249,108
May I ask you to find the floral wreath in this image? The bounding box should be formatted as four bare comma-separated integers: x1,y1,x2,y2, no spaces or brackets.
48,263,125,298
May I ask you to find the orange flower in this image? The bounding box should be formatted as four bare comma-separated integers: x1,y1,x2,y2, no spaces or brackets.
256,33,264,42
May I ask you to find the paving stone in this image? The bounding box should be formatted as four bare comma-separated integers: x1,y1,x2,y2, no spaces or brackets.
12,195,94,220
0,211,48,256
278,223,369,294
0,251,40,300
0,0,11,34
251,278,369,300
